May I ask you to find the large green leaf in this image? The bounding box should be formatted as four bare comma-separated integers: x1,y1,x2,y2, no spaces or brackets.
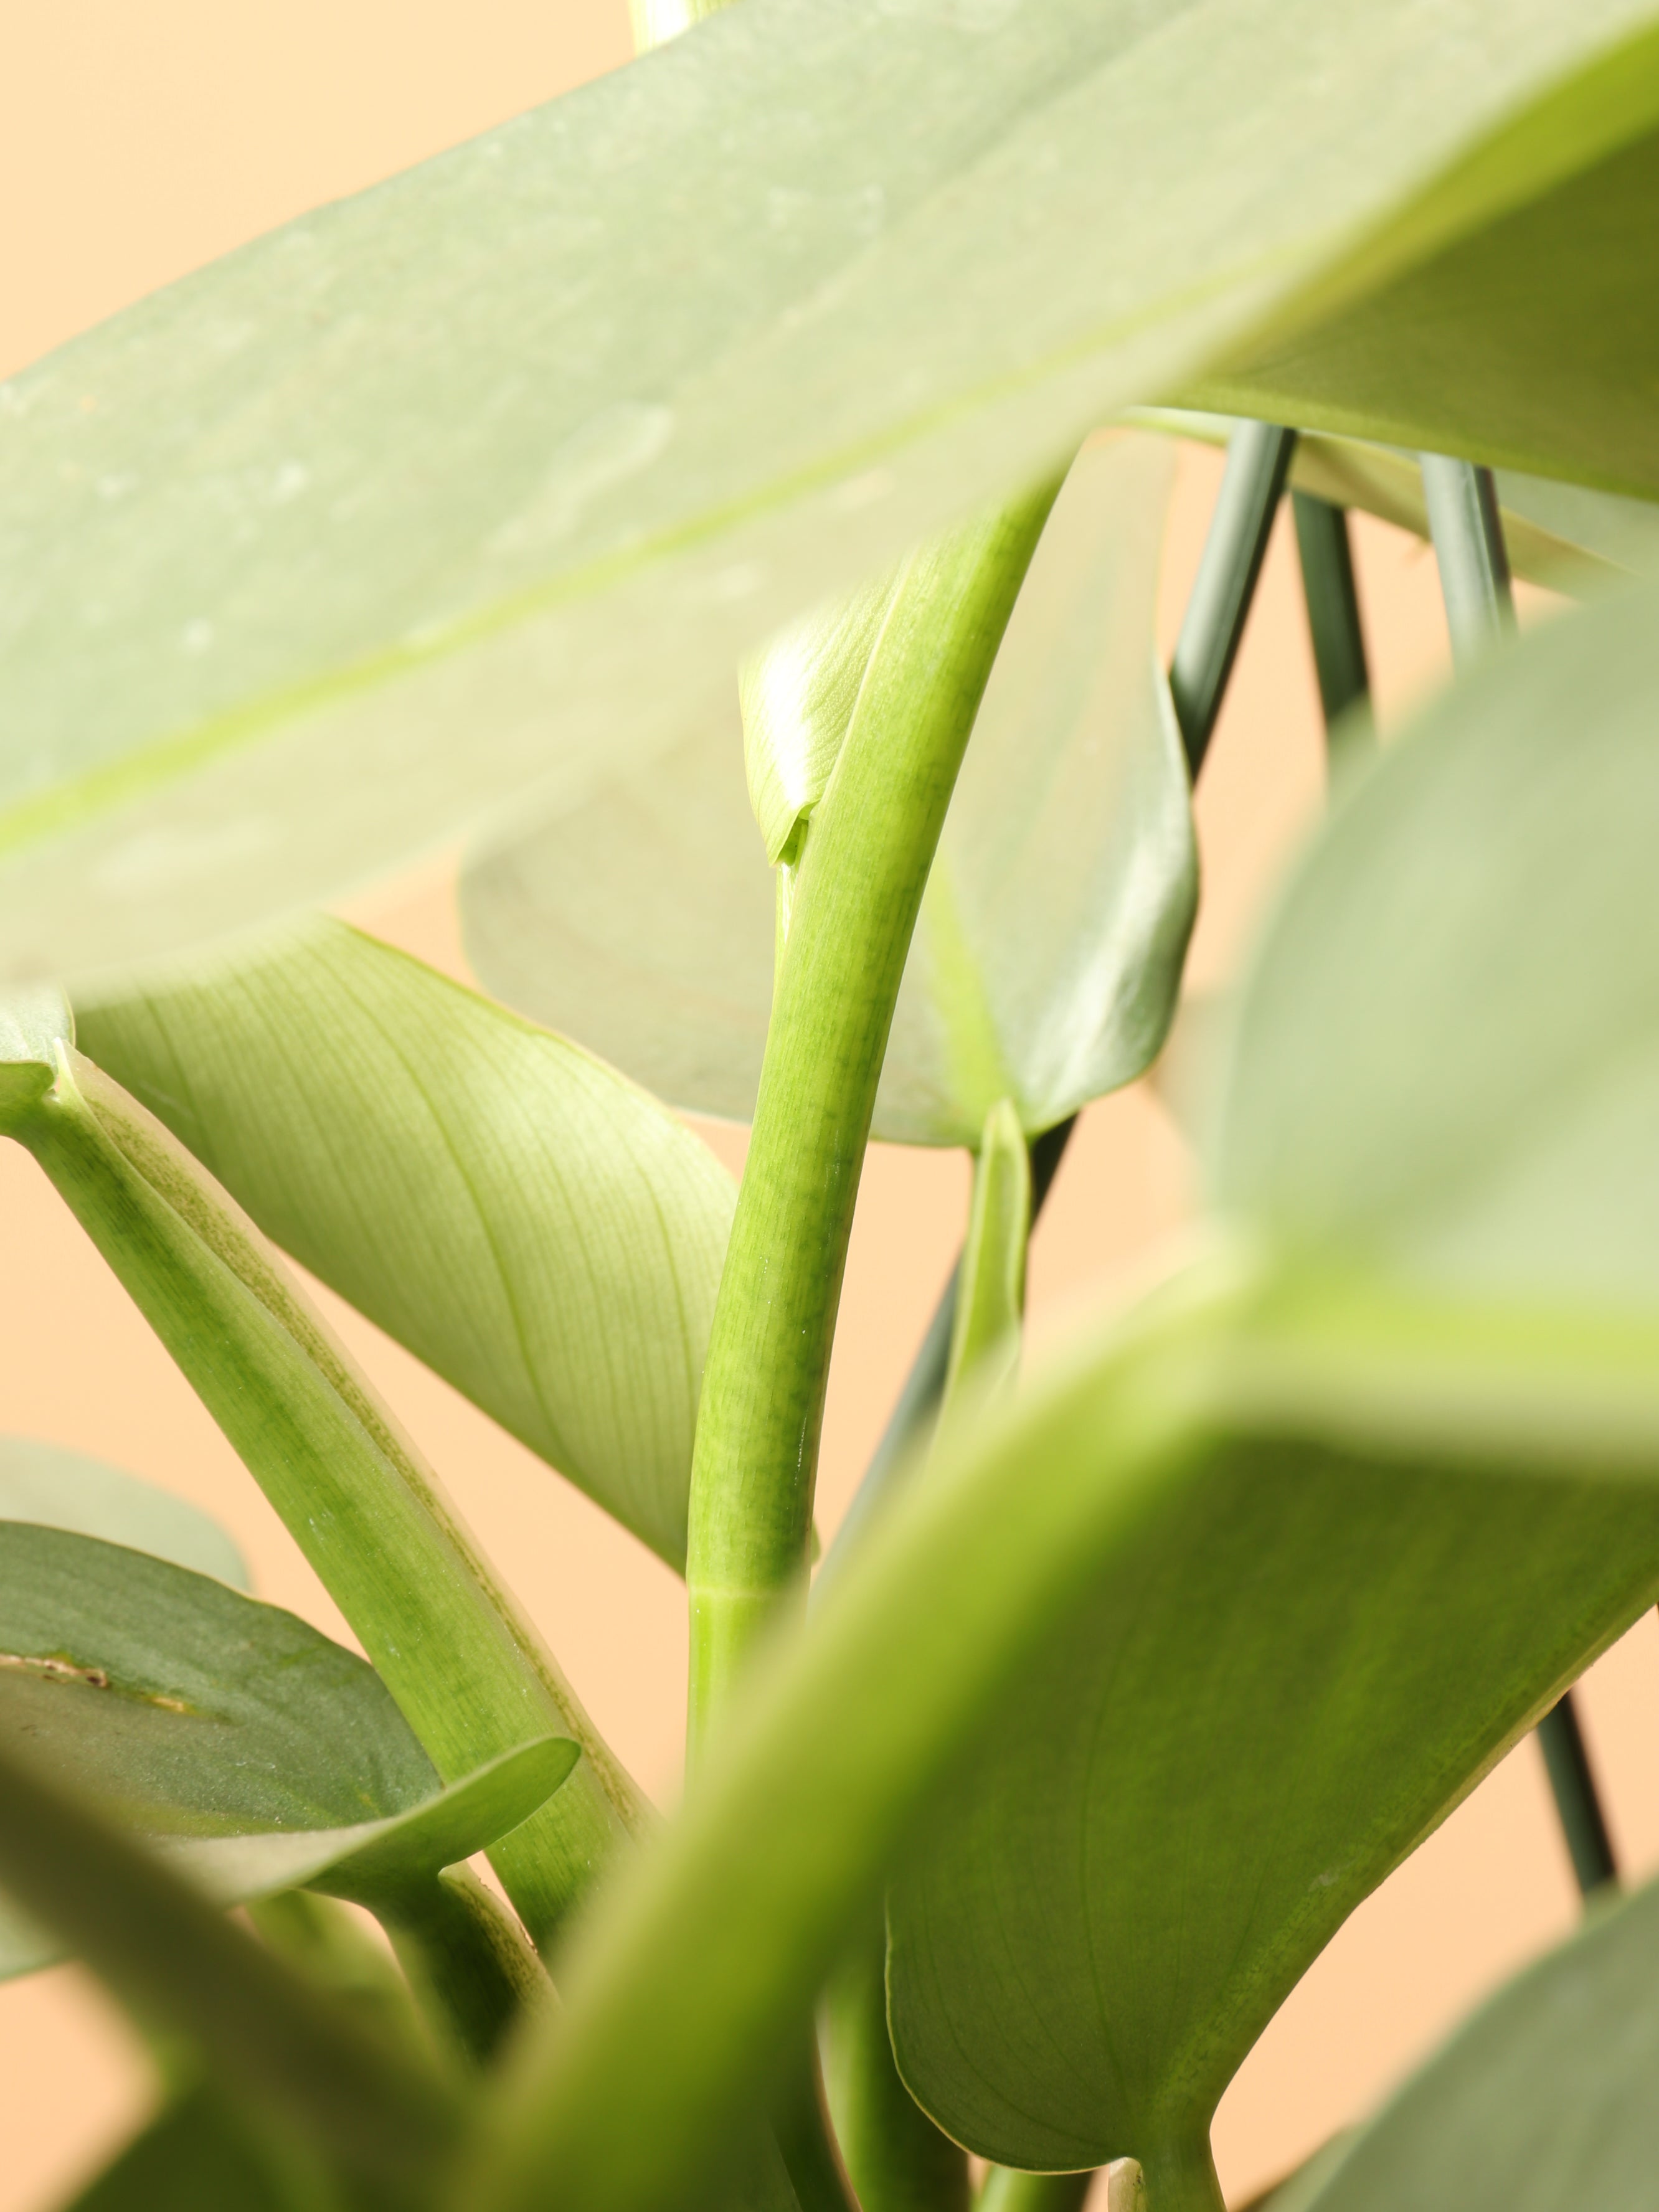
463,1257,1659,2212
463,432,1196,1146
3,0,1658,982
1295,1876,1659,2212
0,1520,574,1983
466,582,1659,2212
0,1520,442,1836
1191,80,1659,496
884,1425,1659,2181
75,919,735,1569
0,1434,248,1587
0,1006,640,1941
886,581,1659,2182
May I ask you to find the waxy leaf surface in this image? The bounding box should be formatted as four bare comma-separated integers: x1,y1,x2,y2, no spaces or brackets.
0,1521,574,1982
2,0,1657,980
76,919,735,1568
465,433,1196,1146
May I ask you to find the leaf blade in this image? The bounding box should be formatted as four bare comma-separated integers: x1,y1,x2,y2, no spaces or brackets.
75,919,735,1568
3,0,1657,978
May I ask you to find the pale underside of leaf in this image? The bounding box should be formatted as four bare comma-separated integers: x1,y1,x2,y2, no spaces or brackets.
2,0,1657,981
75,918,735,1569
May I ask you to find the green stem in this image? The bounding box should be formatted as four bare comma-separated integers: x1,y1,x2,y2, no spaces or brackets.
819,1107,1029,2212
1138,2137,1224,2212
685,484,1059,1744
977,2172,1094,2212
376,1869,552,2066
821,1917,970,2212
15,1052,641,1945
1290,493,1372,749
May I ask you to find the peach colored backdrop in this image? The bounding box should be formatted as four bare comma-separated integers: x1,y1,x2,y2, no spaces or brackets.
4,7,1655,2209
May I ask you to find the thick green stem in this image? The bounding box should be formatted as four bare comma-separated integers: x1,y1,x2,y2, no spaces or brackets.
377,1868,552,2066
686,485,1059,1743
1138,2137,1224,2212
14,1052,641,1946
822,1918,970,2212
976,2173,1094,2212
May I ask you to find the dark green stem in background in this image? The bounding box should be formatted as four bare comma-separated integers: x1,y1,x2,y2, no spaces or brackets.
822,1919,971,2212
1168,420,1297,772
1290,493,1373,744
373,1868,552,2065
1536,1693,1618,1899
1421,451,1617,1911
685,484,1061,1744
1419,452,1516,664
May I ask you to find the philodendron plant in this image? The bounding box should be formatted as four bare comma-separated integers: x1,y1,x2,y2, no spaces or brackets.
4,0,1659,2205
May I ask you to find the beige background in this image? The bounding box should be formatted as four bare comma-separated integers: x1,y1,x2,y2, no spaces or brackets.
3,7,1655,2207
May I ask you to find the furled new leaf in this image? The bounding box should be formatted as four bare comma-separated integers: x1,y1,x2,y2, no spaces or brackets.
0,1434,247,1587
1295,1877,1659,2212
0,1520,574,1984
464,432,1196,1146
0,1009,639,1942
742,567,902,867
4,0,1658,981
75,919,735,1569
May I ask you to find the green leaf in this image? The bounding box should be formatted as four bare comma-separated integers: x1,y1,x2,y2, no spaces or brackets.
3,0,1657,981
0,1435,248,1587
1208,580,1659,1310
0,1736,462,2199
884,1382,1659,2186
0,1028,641,1941
1294,1876,1659,2212
0,1520,443,1838
461,1245,1659,2212
463,432,1196,1147
884,576,1659,2186
1188,42,1659,499
0,1520,572,1984
74,918,735,1569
